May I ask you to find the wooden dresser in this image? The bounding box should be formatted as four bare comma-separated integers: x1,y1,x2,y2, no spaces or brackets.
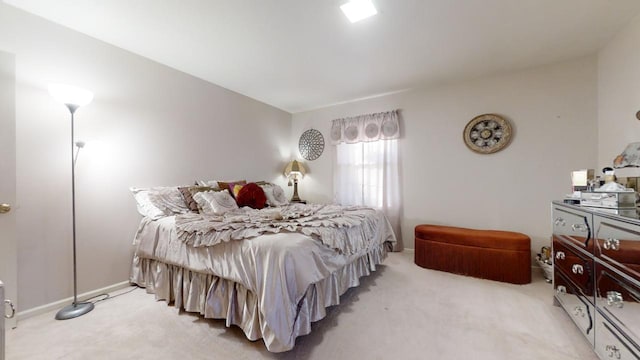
552,201,640,359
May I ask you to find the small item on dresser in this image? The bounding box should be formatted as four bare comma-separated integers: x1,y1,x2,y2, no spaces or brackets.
581,169,636,209
571,169,594,192
580,191,636,209
563,190,582,205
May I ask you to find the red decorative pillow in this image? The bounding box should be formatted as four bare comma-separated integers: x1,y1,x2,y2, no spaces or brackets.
235,182,267,210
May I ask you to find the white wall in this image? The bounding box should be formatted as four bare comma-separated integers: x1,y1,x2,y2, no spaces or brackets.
292,57,599,254
598,13,640,170
0,4,292,311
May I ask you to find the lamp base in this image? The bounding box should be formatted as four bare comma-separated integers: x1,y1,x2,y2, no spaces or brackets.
55,301,94,320
291,179,302,202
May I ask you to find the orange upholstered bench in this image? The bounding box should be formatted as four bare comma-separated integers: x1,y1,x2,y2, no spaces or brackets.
414,225,531,284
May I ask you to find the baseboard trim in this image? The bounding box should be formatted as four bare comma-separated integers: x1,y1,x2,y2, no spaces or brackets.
16,280,132,322
402,248,415,253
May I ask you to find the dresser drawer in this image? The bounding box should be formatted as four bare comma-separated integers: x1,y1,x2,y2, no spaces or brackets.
554,270,594,344
595,260,640,349
594,216,640,281
595,312,640,360
552,205,593,254
553,235,593,297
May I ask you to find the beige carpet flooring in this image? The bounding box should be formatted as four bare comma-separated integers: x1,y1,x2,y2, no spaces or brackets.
6,252,598,360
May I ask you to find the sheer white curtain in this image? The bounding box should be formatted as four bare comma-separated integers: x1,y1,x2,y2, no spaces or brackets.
331,110,402,249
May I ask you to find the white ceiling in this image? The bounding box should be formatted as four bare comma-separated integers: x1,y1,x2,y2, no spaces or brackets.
5,0,640,113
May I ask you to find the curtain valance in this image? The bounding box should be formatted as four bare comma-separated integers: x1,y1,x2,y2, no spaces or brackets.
330,110,400,145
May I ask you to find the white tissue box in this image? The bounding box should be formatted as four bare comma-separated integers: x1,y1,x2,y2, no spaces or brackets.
580,191,636,209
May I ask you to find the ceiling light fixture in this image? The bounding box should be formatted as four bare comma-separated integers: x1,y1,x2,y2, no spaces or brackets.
340,0,377,23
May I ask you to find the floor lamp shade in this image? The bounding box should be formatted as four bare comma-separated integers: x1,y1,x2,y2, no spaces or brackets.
48,83,94,109
49,83,95,320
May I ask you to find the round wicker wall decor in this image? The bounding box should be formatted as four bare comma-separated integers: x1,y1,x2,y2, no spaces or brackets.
299,129,325,161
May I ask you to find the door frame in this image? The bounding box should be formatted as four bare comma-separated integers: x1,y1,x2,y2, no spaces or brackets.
0,50,17,329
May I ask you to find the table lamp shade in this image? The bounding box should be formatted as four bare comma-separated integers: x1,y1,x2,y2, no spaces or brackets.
284,160,306,178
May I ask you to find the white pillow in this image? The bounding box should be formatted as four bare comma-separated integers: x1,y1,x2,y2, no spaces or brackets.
193,190,238,215
130,187,190,219
259,184,289,206
132,191,165,219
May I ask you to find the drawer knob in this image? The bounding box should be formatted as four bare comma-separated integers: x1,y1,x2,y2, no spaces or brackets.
571,223,588,232
572,264,584,275
556,286,567,295
605,344,621,359
4,299,15,319
556,251,566,260
604,238,620,251
554,217,566,226
606,291,624,309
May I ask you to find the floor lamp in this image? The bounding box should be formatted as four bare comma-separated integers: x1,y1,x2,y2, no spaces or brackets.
48,83,94,320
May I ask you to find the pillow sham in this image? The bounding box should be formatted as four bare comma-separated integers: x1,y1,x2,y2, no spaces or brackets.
193,189,238,215
217,180,247,197
178,186,214,213
235,182,267,209
130,186,190,219
259,183,289,207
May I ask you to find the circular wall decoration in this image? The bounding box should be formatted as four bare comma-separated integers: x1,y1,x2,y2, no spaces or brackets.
463,114,512,154
299,129,325,161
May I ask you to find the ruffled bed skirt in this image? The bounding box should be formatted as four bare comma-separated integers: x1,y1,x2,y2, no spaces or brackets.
129,243,388,352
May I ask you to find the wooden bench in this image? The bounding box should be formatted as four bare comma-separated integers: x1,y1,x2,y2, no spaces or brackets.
414,224,531,284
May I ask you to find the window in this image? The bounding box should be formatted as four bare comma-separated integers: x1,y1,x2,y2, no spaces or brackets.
330,109,402,247
334,139,398,209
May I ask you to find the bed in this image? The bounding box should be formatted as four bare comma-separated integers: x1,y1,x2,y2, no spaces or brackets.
128,185,396,353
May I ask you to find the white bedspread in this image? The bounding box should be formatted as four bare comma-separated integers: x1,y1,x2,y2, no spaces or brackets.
132,205,396,352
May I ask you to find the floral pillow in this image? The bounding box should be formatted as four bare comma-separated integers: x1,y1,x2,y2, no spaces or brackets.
193,190,238,215
259,183,289,206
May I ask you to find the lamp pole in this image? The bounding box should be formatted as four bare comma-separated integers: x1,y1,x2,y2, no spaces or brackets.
69,105,79,307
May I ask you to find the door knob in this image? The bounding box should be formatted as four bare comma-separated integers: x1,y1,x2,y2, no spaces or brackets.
4,299,15,319
0,203,11,214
